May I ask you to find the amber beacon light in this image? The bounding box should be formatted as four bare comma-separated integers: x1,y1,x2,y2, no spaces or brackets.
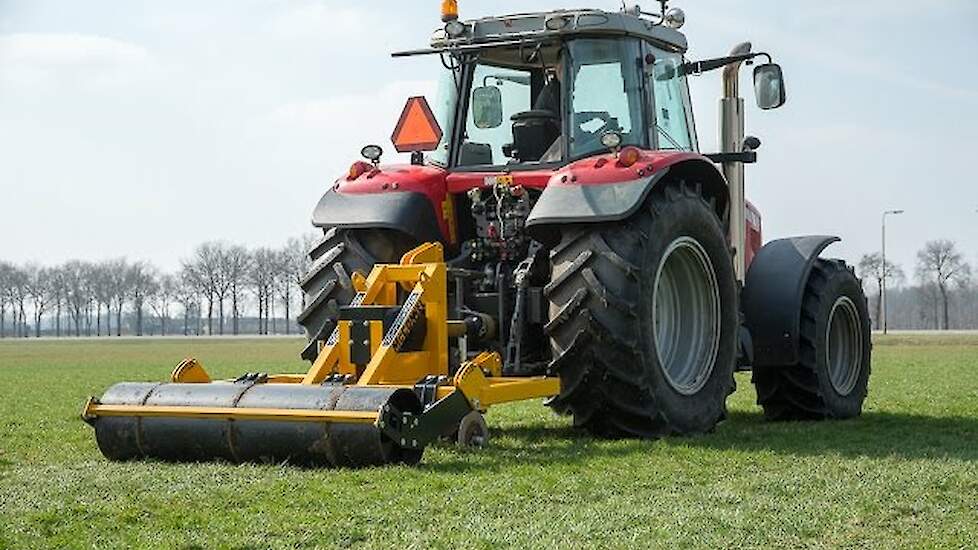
441,0,459,22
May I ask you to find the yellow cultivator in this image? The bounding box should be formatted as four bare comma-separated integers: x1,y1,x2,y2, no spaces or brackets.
82,243,559,467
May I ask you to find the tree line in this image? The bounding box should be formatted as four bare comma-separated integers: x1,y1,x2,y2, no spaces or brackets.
1,236,976,338
0,235,317,338
859,239,976,330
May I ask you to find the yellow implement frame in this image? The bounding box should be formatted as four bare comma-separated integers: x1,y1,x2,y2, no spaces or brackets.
83,243,560,435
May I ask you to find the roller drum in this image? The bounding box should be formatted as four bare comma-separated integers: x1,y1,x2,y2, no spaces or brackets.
92,382,422,467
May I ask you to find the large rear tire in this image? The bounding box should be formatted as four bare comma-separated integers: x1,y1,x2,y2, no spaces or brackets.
752,259,871,420
545,181,738,438
297,228,414,361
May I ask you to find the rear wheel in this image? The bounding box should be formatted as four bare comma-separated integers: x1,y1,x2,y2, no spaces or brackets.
545,181,738,438
297,228,414,361
752,259,871,420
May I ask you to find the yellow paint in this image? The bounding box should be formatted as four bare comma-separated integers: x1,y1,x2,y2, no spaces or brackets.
85,403,377,424
170,358,211,383
441,195,458,244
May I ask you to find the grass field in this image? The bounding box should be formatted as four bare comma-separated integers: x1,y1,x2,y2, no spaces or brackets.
1,335,976,549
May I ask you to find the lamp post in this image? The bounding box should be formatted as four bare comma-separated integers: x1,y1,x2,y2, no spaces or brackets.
881,209,904,334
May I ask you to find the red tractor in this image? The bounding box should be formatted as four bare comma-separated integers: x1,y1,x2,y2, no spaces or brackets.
84,2,871,466
297,3,871,435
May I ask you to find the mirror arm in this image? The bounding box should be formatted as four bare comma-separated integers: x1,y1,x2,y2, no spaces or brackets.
704,152,757,164
682,52,771,76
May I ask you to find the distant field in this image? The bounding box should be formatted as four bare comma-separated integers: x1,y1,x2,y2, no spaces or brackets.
1,335,976,549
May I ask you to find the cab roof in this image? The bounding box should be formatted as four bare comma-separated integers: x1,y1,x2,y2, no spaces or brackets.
409,8,687,57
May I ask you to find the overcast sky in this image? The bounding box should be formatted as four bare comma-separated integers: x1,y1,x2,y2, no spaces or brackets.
1,0,976,277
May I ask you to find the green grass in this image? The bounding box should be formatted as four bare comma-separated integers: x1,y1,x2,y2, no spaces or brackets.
1,335,976,549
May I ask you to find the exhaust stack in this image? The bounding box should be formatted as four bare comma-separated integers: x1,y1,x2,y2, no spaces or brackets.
719,41,752,282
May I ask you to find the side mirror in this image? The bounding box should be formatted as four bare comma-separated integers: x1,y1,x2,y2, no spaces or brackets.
472,86,503,129
753,63,786,110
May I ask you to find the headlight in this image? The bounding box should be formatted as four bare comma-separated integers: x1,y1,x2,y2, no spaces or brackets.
545,15,570,31
361,144,383,164
444,20,466,38
600,131,622,150
664,7,685,29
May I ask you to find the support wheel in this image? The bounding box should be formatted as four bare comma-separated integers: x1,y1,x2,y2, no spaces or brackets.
545,181,738,438
297,228,414,361
456,411,489,448
752,259,871,420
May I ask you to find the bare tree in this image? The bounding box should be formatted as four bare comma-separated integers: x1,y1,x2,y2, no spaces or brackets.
858,252,905,329
176,268,201,336
150,273,177,336
0,261,14,338
916,240,972,330
185,243,223,335
127,262,158,337
222,245,251,335
105,259,130,336
250,248,277,335
24,264,53,337
62,261,90,336
89,262,114,337
8,266,29,337
83,263,98,336
279,237,314,336
49,266,67,337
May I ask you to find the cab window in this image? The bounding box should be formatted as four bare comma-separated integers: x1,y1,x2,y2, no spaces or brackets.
458,65,532,166
567,38,645,159
650,51,693,150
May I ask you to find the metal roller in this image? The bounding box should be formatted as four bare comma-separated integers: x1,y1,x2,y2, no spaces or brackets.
92,382,422,467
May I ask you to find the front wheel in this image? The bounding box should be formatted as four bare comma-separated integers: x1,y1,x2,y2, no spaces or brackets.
752,259,872,420
545,181,738,438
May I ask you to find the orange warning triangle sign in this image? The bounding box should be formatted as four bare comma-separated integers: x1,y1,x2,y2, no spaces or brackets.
391,96,443,153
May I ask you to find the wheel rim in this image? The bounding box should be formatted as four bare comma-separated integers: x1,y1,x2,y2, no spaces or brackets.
652,237,721,395
826,296,862,395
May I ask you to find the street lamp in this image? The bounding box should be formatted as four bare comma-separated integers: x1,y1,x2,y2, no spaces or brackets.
881,209,904,334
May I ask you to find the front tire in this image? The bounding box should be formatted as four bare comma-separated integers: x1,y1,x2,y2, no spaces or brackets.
545,181,738,438
752,259,872,420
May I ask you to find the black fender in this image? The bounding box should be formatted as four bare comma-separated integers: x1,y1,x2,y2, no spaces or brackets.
311,190,443,244
742,235,841,367
525,158,729,247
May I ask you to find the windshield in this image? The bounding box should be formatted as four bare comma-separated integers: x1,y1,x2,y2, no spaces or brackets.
567,38,645,159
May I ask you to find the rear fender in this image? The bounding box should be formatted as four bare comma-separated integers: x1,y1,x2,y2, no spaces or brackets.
312,163,450,244
742,235,840,367
525,154,729,246
311,190,444,244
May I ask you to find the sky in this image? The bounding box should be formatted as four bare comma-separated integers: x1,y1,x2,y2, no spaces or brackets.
1,0,977,277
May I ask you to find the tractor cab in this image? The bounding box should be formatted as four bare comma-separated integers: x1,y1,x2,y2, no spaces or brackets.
393,3,784,173
396,7,697,170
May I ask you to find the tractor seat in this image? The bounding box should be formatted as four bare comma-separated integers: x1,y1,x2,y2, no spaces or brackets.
507,110,560,163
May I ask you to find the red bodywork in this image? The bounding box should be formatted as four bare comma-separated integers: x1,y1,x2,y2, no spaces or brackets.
335,148,762,269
